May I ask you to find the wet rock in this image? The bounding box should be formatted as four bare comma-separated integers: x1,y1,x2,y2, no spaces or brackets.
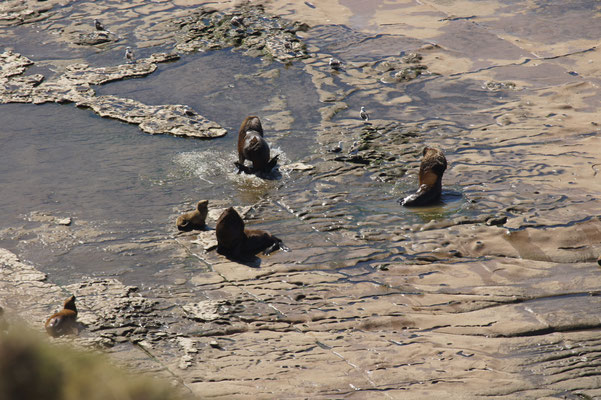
393,64,427,81
281,162,315,171
486,216,507,226
174,4,308,63
484,81,517,91
188,231,218,251
73,31,116,46
0,50,32,79
78,95,227,138
56,217,72,226
0,51,226,138
182,300,242,322
401,52,423,63
0,0,57,27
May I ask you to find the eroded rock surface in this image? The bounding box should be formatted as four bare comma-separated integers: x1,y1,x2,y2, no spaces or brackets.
0,0,65,27
0,51,226,138
173,4,309,63
2,0,601,399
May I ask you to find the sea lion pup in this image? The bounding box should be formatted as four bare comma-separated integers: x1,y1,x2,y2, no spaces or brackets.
216,207,288,259
176,200,209,231
235,116,279,174
45,295,78,338
401,147,447,207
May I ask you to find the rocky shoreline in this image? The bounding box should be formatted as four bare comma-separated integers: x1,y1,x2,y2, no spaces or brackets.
2,0,601,398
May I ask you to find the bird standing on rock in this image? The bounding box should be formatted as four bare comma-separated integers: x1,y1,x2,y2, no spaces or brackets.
94,19,106,31
329,57,341,70
328,141,343,153
360,106,369,122
231,15,244,27
125,47,135,63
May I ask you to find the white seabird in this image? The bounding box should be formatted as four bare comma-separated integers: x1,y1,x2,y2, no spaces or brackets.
360,106,369,122
125,47,135,63
94,19,105,31
329,57,341,70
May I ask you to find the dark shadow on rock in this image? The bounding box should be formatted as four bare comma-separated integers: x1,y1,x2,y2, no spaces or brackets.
217,251,262,268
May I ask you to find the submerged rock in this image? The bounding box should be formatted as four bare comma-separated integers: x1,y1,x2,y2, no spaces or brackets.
73,31,117,46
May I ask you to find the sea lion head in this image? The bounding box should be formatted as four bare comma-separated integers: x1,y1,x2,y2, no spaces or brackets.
215,207,246,256
63,296,77,313
240,116,263,137
401,146,447,207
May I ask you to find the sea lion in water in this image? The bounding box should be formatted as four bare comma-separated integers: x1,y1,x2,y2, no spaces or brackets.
235,116,278,174
45,295,78,337
176,200,209,231
216,207,288,259
401,147,447,207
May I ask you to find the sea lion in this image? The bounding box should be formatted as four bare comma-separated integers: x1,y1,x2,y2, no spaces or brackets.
176,200,209,231
235,116,278,174
45,295,78,338
215,207,288,259
401,147,447,207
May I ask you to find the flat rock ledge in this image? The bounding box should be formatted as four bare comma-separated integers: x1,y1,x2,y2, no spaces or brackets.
173,4,309,63
0,0,67,27
0,50,227,138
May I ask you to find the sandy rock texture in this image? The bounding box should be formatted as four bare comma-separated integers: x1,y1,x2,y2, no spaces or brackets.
0,50,226,138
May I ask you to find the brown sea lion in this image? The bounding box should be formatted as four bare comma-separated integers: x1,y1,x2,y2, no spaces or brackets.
216,207,288,259
45,295,78,338
235,116,278,174
176,200,209,231
401,147,447,207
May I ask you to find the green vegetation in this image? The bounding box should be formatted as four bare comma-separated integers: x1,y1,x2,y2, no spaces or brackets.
0,327,184,400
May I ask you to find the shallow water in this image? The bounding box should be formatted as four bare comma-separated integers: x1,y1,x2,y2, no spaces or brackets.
0,0,598,300
0,27,497,287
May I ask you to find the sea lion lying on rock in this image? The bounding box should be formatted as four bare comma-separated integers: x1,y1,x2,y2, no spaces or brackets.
45,295,78,337
401,147,447,207
216,207,288,259
234,116,279,174
176,200,209,231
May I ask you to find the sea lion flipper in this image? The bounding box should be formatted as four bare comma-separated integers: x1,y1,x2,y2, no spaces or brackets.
263,238,289,255
263,242,280,255
234,161,252,174
265,155,279,172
